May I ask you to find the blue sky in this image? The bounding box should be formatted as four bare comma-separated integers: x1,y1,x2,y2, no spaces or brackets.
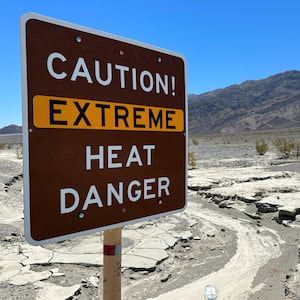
1,0,300,127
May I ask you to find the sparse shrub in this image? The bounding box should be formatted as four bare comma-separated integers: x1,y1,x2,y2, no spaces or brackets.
273,137,295,158
293,142,300,157
15,144,23,159
0,144,5,150
256,140,268,155
191,138,199,146
188,152,197,169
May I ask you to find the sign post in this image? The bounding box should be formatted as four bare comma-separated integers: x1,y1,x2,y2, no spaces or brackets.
103,228,122,300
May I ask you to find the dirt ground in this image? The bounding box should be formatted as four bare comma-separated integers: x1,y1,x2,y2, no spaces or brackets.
1,129,300,299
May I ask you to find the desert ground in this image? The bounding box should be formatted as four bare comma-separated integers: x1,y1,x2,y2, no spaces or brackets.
1,130,300,300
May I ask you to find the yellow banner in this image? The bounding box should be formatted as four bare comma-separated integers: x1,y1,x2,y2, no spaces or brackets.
33,95,184,132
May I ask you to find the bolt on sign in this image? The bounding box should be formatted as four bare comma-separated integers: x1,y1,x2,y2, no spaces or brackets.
21,13,187,245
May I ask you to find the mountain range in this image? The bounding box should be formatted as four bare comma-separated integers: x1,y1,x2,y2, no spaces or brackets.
0,124,22,135
188,70,300,135
1,70,300,136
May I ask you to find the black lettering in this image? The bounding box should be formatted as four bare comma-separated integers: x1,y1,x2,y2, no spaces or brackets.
95,103,110,126
73,102,91,126
133,107,145,128
49,99,68,125
115,106,129,127
166,110,176,129
149,109,163,128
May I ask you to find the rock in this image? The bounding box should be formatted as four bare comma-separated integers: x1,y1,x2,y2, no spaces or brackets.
256,202,278,213
218,202,227,208
160,273,172,282
219,200,234,209
279,208,297,217
282,220,292,227
3,235,13,242
244,212,262,220
50,268,65,277
212,196,224,204
181,241,191,249
278,209,296,221
207,233,215,238
188,185,200,191
275,211,295,225
275,215,282,224
175,231,193,241
129,273,141,280
87,275,99,287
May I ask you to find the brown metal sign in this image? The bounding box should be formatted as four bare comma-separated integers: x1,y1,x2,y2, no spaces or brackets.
21,13,187,245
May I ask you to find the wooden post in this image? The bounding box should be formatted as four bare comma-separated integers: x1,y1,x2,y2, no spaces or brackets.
103,227,122,300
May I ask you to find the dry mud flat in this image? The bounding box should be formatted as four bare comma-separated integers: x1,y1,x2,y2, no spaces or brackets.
1,130,300,299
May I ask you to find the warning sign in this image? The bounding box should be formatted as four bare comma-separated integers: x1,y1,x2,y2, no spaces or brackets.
21,13,187,245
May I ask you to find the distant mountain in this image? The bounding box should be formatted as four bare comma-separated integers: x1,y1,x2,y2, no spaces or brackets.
188,70,300,135
0,125,22,135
